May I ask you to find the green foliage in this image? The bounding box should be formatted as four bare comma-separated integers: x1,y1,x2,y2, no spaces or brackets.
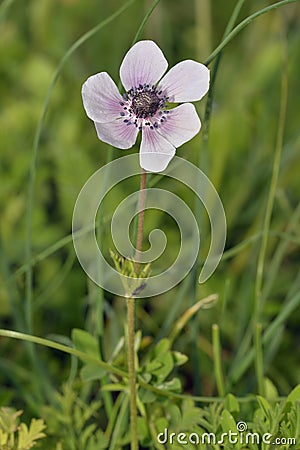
42,384,108,450
0,408,46,450
135,390,300,449
72,328,106,382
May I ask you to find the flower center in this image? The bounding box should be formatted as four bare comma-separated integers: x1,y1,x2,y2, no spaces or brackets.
119,84,170,129
131,91,161,118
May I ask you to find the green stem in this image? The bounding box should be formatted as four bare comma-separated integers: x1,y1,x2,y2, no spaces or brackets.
105,392,125,440
0,328,127,378
126,169,147,450
131,0,161,45
212,324,225,397
254,53,288,322
0,328,290,404
255,323,265,396
134,169,147,268
108,394,129,450
204,0,299,66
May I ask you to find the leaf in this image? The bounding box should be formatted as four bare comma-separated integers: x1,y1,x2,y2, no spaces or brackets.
80,364,106,382
169,294,218,344
256,395,271,420
146,360,163,372
86,430,109,450
138,388,157,403
286,384,300,405
0,429,8,446
224,393,240,413
264,377,278,400
181,400,205,430
139,372,151,383
80,423,97,448
220,409,236,433
155,417,169,433
18,418,46,449
157,377,181,392
0,407,22,434
154,338,170,356
166,404,181,427
108,336,125,362
71,329,99,358
172,351,188,367
137,416,150,444
148,339,174,382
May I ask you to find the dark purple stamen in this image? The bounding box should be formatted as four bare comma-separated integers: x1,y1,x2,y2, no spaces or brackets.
126,84,168,119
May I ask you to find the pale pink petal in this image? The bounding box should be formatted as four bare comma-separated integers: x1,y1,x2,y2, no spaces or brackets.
120,40,168,92
95,120,138,149
156,104,201,147
82,72,124,123
159,60,210,102
140,126,175,172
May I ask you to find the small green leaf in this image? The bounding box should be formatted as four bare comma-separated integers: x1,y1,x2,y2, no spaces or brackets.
155,417,169,432
139,388,157,403
0,429,8,446
80,364,106,381
152,352,174,382
157,377,181,392
137,416,150,443
264,377,278,400
224,393,240,413
0,407,22,433
139,372,152,383
18,418,46,449
286,384,300,405
172,351,188,366
166,404,181,427
220,409,236,434
257,395,271,419
154,338,170,356
72,329,99,358
146,360,163,372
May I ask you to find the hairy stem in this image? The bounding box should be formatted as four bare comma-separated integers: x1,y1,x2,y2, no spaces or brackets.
135,170,147,269
127,169,147,450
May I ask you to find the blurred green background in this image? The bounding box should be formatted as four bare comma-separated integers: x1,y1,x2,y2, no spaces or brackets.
0,0,299,412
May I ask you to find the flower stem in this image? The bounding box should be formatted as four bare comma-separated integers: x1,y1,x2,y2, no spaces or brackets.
135,170,147,269
127,169,147,450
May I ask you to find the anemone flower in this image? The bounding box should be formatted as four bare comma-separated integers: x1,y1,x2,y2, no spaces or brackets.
82,40,210,172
